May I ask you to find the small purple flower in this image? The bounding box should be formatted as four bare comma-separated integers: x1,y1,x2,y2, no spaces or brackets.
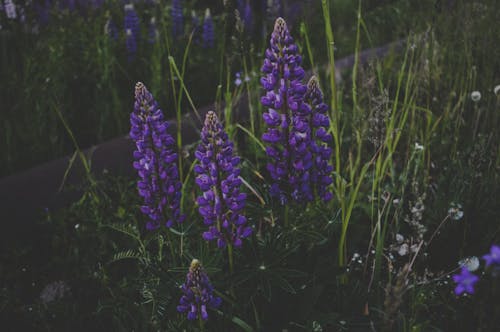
452,267,479,295
171,0,183,37
194,111,252,248
177,259,221,321
261,17,307,204
202,8,214,49
130,82,185,230
483,245,500,267
234,72,243,87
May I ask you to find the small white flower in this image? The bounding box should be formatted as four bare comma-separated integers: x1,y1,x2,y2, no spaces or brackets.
415,142,424,151
448,203,464,220
470,91,481,102
459,256,480,272
494,85,500,95
75,224,80,229
396,234,404,244
398,243,409,256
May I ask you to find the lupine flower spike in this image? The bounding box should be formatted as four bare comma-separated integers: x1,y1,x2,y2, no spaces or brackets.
177,259,222,321
452,267,479,295
124,3,140,61
194,111,252,248
303,76,334,202
202,8,214,49
130,82,185,230
261,17,307,204
171,0,183,37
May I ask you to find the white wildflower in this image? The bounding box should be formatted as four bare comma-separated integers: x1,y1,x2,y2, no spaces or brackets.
396,233,404,244
470,91,481,102
415,142,424,151
494,85,500,95
398,243,409,256
459,256,480,272
448,203,464,220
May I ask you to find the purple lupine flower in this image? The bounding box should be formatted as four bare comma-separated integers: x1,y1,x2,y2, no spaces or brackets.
261,17,306,204
483,245,500,267
130,82,185,230
148,16,158,44
171,0,183,37
303,76,333,202
177,259,222,321
242,1,252,32
4,0,16,19
202,8,214,49
452,267,479,295
124,3,140,61
194,111,252,248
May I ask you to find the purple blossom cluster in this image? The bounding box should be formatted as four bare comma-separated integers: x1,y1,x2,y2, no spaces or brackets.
194,111,252,248
303,76,334,202
452,244,500,296
130,82,184,230
261,17,333,204
177,259,221,321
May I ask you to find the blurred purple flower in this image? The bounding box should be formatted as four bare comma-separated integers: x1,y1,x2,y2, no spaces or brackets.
171,0,183,37
148,16,158,44
194,111,251,248
130,82,184,230
452,267,479,295
202,8,214,48
483,245,500,267
124,3,140,61
177,259,221,321
4,0,17,19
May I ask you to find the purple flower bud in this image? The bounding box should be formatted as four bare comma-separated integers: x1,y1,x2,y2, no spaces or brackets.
177,259,221,321
202,8,214,49
130,82,185,230
195,112,251,248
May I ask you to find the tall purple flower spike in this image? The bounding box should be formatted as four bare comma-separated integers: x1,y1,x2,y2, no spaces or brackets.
452,267,479,295
202,8,214,49
171,0,183,37
177,259,222,321
194,111,252,248
124,3,140,61
303,76,333,202
261,17,307,204
130,82,185,230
